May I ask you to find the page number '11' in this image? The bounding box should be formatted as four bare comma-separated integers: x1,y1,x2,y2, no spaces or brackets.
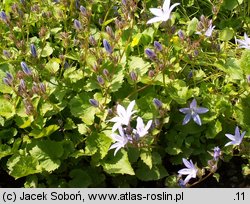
235,192,245,201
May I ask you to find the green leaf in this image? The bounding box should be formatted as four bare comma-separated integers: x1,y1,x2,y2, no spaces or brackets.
29,140,64,172
187,17,198,36
68,169,92,187
0,144,12,159
45,58,60,74
41,43,53,57
29,125,59,138
7,155,42,179
205,120,222,139
240,50,250,75
128,56,150,78
102,150,135,175
219,27,234,41
136,162,168,181
0,97,15,119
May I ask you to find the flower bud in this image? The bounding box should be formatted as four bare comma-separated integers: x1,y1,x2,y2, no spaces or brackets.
153,98,163,109
75,0,80,9
21,61,32,76
103,39,113,54
97,76,105,85
145,48,156,60
73,19,82,30
148,70,155,78
103,69,110,78
89,35,97,46
3,50,11,58
30,43,37,58
89,99,99,107
3,78,12,86
0,11,7,22
6,72,14,82
178,30,185,40
19,79,26,91
39,82,46,93
106,26,114,38
213,147,221,161
80,5,87,16
154,41,163,51
130,71,137,81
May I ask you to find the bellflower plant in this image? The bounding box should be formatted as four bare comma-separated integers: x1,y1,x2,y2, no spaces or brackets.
109,126,129,156
147,0,180,24
178,158,198,185
109,100,136,132
179,99,209,126
235,33,250,49
225,126,246,146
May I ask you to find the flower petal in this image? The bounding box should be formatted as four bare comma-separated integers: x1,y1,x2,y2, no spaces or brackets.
182,113,191,125
145,120,153,132
149,8,163,17
183,158,192,169
225,133,235,141
190,99,197,109
168,3,180,13
179,108,191,114
163,0,170,12
192,113,202,126
178,168,192,175
235,126,240,138
146,16,163,24
195,107,209,114
183,174,192,185
127,100,136,115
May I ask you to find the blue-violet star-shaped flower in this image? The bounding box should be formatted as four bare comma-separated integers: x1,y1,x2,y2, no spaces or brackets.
179,98,208,126
225,126,246,146
178,158,198,185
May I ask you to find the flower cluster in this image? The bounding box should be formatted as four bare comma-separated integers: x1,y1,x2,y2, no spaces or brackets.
108,101,152,155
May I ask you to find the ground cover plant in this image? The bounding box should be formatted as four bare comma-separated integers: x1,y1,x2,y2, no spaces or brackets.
0,0,250,188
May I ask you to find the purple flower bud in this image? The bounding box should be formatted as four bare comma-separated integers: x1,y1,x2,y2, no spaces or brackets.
3,77,12,86
103,39,113,54
39,82,46,93
6,72,13,82
75,0,80,9
3,50,11,58
80,5,87,16
103,69,110,78
32,83,39,94
213,147,221,161
154,41,163,51
145,48,156,60
188,71,193,79
89,35,97,46
154,118,161,127
178,179,186,188
97,76,105,85
74,19,82,30
89,99,99,107
153,98,163,109
178,30,185,40
106,26,114,38
122,0,127,5
194,50,199,57
64,61,70,69
21,61,32,76
30,43,37,58
197,21,204,30
19,79,26,90
0,11,7,22
148,70,155,78
130,71,137,81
